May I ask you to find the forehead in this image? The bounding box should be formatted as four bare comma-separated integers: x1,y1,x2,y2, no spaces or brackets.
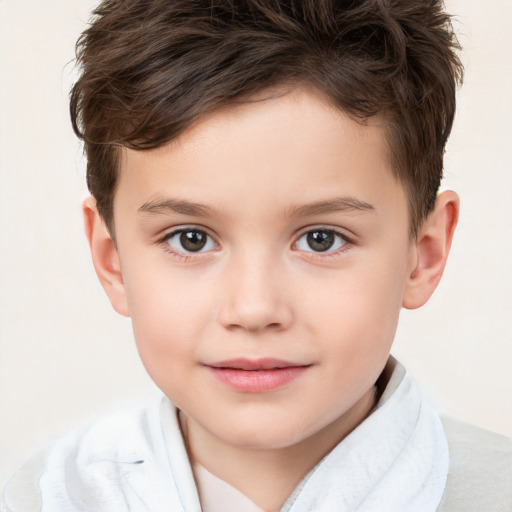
114,88,406,224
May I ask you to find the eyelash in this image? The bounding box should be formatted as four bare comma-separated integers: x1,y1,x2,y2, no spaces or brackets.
157,226,354,261
158,227,219,261
293,227,353,259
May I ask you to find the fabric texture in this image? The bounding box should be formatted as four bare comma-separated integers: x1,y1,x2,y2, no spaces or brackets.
437,416,512,512
2,359,511,512
169,358,449,512
276,359,449,512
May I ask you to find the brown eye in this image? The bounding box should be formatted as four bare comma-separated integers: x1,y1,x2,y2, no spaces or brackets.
165,228,216,254
180,230,207,252
307,230,335,252
295,229,347,253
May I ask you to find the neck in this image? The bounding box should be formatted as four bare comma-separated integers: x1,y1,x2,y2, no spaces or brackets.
180,386,377,511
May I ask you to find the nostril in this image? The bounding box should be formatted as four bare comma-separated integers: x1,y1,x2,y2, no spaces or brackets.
217,283,293,332
223,320,284,334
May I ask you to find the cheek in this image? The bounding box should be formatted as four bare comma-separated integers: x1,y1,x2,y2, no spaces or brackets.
304,271,403,411
303,258,406,356
124,267,213,371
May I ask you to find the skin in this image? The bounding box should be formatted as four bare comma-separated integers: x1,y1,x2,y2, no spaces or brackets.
84,88,459,510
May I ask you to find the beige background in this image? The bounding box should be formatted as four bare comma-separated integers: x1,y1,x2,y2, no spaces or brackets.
1,0,511,485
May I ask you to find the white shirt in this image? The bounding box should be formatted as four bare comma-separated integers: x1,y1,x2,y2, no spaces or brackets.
2,358,451,512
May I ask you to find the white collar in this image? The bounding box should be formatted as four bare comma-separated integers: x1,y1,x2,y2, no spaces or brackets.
278,358,449,512
181,358,449,512
33,358,448,512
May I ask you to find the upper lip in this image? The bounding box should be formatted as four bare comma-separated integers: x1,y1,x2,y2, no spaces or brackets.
206,358,309,371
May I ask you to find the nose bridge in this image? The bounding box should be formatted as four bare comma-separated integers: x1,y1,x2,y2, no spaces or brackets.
218,245,292,332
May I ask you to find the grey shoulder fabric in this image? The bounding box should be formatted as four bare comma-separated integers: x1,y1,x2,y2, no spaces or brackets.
438,416,512,512
1,444,50,512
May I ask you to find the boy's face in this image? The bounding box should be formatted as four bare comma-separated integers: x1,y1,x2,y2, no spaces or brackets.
109,88,417,450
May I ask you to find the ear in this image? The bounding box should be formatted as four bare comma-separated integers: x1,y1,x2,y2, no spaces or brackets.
402,190,459,309
83,197,130,317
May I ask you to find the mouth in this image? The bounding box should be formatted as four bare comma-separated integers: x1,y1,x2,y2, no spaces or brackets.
205,358,311,393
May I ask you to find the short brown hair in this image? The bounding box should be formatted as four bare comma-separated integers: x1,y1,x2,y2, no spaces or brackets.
70,0,463,237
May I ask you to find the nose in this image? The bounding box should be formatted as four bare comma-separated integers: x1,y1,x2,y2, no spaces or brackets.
217,251,293,334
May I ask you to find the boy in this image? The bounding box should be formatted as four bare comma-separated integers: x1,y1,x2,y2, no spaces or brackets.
2,0,511,510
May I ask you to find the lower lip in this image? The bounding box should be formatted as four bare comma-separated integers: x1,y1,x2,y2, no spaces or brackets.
207,366,309,393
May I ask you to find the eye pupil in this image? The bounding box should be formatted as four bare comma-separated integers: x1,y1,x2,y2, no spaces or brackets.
180,230,207,252
307,230,335,252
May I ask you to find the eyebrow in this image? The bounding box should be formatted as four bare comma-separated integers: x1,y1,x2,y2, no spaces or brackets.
138,195,375,219
138,198,216,217
285,196,376,217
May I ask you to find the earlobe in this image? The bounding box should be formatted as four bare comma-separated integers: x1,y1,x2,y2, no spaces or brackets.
83,197,130,317
402,190,459,309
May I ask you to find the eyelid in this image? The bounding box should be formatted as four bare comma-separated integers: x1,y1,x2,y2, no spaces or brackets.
158,225,220,255
292,226,355,255
293,225,355,242
158,224,217,240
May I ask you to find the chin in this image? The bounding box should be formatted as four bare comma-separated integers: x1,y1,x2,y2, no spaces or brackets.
215,415,316,451
230,431,303,451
